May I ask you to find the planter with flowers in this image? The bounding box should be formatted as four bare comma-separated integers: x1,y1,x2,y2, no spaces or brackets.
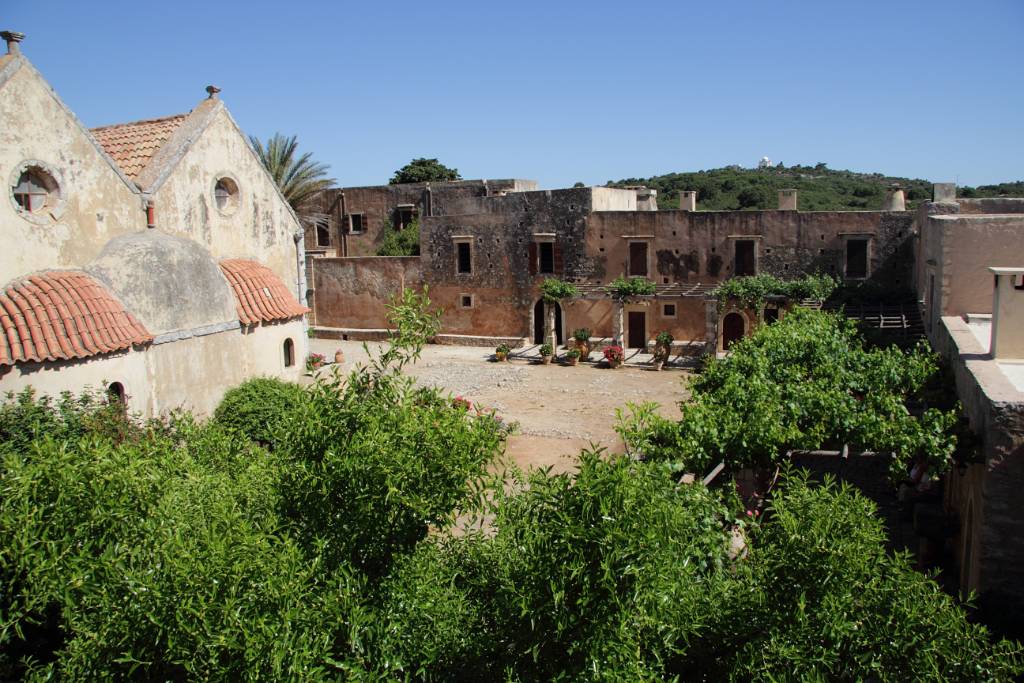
564,348,581,366
494,343,510,362
539,343,553,364
652,331,673,371
572,328,592,361
305,352,326,375
603,345,625,369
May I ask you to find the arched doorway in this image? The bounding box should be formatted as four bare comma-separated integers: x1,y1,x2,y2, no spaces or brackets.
533,300,563,345
722,312,745,350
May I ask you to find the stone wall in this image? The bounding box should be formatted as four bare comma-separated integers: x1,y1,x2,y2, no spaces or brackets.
313,256,421,329
933,315,1024,610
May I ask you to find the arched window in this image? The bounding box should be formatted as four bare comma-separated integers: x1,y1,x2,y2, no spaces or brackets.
283,338,295,367
107,382,126,406
214,177,240,213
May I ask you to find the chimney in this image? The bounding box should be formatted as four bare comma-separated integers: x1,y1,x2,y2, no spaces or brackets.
933,183,957,203
679,190,697,212
205,85,221,99
883,186,906,211
1,31,24,55
778,189,798,211
989,267,1024,361
146,199,156,229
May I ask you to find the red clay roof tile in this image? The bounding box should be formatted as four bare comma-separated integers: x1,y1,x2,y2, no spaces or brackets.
90,113,189,181
0,271,152,367
219,259,309,325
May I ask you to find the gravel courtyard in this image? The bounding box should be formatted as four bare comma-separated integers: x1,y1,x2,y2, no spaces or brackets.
309,339,690,473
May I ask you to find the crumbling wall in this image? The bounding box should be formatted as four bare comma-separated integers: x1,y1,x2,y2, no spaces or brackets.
313,256,421,329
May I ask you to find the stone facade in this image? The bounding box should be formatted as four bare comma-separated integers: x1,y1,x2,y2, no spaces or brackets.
916,193,1024,615
311,183,914,348
0,35,308,417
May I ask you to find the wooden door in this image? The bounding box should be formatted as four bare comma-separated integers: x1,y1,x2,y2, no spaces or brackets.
627,311,646,349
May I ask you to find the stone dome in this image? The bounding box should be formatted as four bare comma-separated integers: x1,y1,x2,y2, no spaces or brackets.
88,231,237,336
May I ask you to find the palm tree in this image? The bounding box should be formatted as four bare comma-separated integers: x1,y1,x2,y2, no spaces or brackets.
249,133,335,224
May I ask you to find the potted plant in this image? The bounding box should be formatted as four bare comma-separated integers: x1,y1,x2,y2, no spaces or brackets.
603,345,625,369
494,343,511,362
305,352,326,374
565,348,581,366
539,343,553,364
652,331,673,371
572,328,592,361
334,348,345,365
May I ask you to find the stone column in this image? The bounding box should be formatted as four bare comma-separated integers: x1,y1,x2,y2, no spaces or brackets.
612,300,624,346
545,301,557,348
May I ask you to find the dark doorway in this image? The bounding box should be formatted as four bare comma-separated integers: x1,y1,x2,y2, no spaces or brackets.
734,240,756,276
722,312,745,350
539,242,554,274
533,300,563,345
627,311,646,349
763,307,779,324
629,242,649,277
846,240,868,278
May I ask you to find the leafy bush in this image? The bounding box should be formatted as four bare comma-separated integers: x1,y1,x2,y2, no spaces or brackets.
540,277,579,303
213,377,308,449
605,276,656,299
495,343,510,355
712,273,837,310
565,348,581,359
539,343,553,356
376,217,420,256
619,307,958,480
572,327,591,342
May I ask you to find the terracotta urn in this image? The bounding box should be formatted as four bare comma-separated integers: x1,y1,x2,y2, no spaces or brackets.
495,351,508,362
334,349,345,365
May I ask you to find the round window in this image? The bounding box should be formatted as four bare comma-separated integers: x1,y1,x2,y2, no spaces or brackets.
10,163,62,221
214,176,240,214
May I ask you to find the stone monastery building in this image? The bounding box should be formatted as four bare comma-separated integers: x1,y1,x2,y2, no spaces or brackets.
0,32,309,416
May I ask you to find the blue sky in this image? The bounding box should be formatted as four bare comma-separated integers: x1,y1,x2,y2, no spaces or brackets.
7,1,1023,188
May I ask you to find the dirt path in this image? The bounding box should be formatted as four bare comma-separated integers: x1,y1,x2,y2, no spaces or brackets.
310,340,690,474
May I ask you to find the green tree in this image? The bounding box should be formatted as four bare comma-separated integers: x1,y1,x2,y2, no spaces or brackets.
390,158,461,185
376,218,420,256
249,133,335,224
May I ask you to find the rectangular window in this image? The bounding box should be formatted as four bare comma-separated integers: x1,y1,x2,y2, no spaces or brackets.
846,240,868,279
662,303,676,317
629,241,649,277
539,242,554,274
315,221,330,247
456,241,472,274
735,240,756,276
460,294,473,308
397,207,417,229
349,214,364,234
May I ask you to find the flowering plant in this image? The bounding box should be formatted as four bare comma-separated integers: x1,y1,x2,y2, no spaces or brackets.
305,353,326,372
603,345,624,363
452,396,472,411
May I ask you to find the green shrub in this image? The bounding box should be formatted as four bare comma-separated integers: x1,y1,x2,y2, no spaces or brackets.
376,218,420,256
605,276,656,299
572,327,592,342
213,377,308,449
539,343,553,356
540,277,579,303
712,273,837,310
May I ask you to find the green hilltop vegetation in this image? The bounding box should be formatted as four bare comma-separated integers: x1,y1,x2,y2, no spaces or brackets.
608,163,1024,212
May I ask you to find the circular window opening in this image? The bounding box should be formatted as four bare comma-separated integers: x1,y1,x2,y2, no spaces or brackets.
12,166,60,216
214,177,240,213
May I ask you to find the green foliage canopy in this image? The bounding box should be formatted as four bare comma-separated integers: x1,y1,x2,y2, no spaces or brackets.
539,277,579,304
605,276,657,300
389,158,461,185
376,218,420,256
712,273,837,310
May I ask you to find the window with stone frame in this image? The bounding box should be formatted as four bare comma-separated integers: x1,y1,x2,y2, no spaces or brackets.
662,303,676,318
539,242,555,274
628,241,649,277
460,293,474,308
315,221,330,247
349,213,365,234
13,168,57,213
734,240,756,276
845,239,869,279
397,206,418,229
456,240,472,274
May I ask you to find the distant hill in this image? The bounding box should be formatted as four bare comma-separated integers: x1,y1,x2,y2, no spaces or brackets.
607,164,1023,211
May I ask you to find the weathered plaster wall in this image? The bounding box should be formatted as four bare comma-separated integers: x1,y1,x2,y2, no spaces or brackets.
151,107,302,292
587,210,913,285
313,256,421,329
0,319,306,418
0,58,143,281
934,315,1024,608
919,213,1024,320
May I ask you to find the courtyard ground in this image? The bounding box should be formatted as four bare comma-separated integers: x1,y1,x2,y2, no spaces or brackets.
309,339,690,474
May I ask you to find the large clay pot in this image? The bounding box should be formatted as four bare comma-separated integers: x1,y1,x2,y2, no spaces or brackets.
495,351,508,362
577,341,590,361
608,358,622,369
541,354,552,365
568,356,579,366
334,349,345,365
